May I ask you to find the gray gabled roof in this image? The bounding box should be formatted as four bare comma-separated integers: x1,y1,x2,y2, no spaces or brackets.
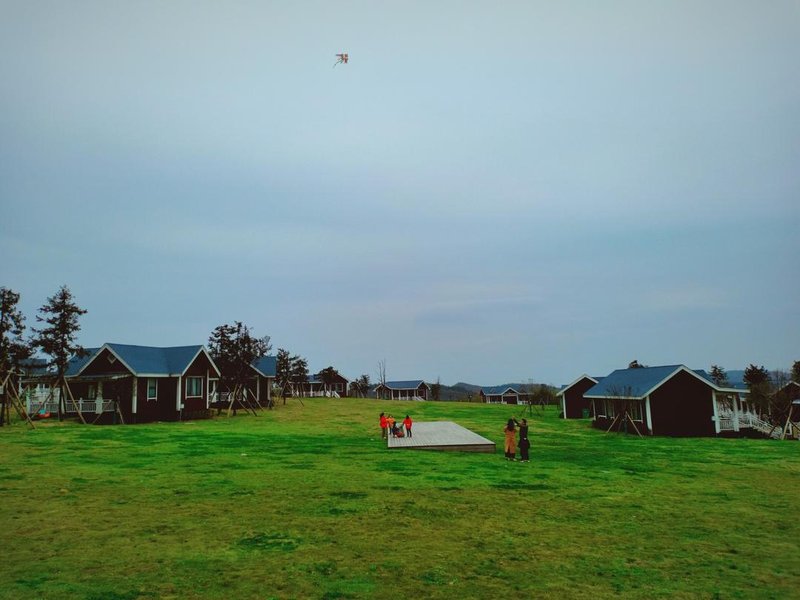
251,355,277,378
379,380,428,390
65,348,101,377
71,343,219,377
556,374,603,396
481,385,521,395
585,365,717,399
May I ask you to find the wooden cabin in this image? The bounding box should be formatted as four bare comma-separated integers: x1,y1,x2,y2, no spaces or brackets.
250,355,276,406
585,365,759,437
480,385,530,405
557,374,602,418
375,380,429,400
63,343,220,423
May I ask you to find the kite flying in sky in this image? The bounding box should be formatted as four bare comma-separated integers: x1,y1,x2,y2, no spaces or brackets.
333,53,349,67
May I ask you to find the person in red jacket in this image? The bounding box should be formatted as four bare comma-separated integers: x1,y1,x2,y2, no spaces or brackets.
403,415,413,438
379,412,388,439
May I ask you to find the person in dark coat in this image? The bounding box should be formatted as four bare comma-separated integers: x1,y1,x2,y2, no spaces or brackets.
518,418,530,462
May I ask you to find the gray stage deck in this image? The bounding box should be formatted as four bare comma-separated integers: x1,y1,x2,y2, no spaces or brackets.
387,421,496,453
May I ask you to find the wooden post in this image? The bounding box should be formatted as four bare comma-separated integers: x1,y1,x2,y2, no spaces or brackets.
63,378,87,424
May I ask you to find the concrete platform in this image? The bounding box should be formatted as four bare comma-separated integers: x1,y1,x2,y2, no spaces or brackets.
387,421,496,453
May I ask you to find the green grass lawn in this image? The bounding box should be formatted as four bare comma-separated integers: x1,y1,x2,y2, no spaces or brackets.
1,399,798,599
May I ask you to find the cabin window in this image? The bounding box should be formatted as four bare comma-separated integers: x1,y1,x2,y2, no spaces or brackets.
87,384,97,400
628,401,642,422
107,353,117,364
147,378,158,401
186,377,203,398
605,400,616,419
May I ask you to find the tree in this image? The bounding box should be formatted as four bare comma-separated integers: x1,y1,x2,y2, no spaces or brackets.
376,359,387,399
276,349,292,402
431,378,441,402
770,370,797,425
709,365,729,387
207,322,270,412
290,355,309,397
317,366,340,396
792,361,800,383
30,285,87,420
743,364,771,417
353,374,370,398
0,287,30,375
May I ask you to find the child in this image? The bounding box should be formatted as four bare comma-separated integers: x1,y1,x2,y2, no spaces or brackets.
403,415,413,438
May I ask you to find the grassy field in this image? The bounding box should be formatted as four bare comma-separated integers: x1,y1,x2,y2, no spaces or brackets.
1,398,798,599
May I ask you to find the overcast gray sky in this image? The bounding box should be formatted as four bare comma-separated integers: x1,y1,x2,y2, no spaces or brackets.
1,1,798,385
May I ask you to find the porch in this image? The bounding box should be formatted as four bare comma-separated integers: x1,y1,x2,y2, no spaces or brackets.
715,395,781,439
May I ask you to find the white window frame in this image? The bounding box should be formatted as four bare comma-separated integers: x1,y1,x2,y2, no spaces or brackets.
147,378,158,401
628,400,642,422
186,376,203,398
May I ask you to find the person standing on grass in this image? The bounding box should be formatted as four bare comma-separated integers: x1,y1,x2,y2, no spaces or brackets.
503,417,518,460
518,418,530,462
380,412,388,439
403,414,413,438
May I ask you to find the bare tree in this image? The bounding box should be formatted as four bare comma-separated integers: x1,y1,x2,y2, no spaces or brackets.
431,377,441,402
377,359,387,399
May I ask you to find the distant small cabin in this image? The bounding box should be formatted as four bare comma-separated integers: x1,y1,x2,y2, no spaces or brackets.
480,385,530,405
557,374,602,418
60,343,220,423
585,364,757,437
375,380,429,400
287,371,349,397
249,355,277,406
773,381,800,405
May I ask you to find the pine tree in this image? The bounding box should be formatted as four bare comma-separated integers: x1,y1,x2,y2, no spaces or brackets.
290,356,309,397
0,287,30,375
709,365,729,387
31,286,87,380
30,285,87,420
276,348,292,400
208,322,270,396
743,364,771,417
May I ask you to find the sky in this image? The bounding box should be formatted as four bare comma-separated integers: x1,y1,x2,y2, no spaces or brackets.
1,1,798,386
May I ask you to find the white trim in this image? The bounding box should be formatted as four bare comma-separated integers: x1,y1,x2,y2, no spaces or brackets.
645,395,653,432
185,376,203,398
181,346,221,377
176,376,182,412
132,377,138,414
711,390,720,434
76,344,135,377
561,396,566,418
556,374,599,397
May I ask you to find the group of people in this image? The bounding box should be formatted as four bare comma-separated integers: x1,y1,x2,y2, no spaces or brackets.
379,412,412,439
503,417,530,462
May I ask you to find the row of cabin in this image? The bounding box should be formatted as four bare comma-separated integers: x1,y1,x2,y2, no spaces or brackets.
556,364,797,438
23,343,435,423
